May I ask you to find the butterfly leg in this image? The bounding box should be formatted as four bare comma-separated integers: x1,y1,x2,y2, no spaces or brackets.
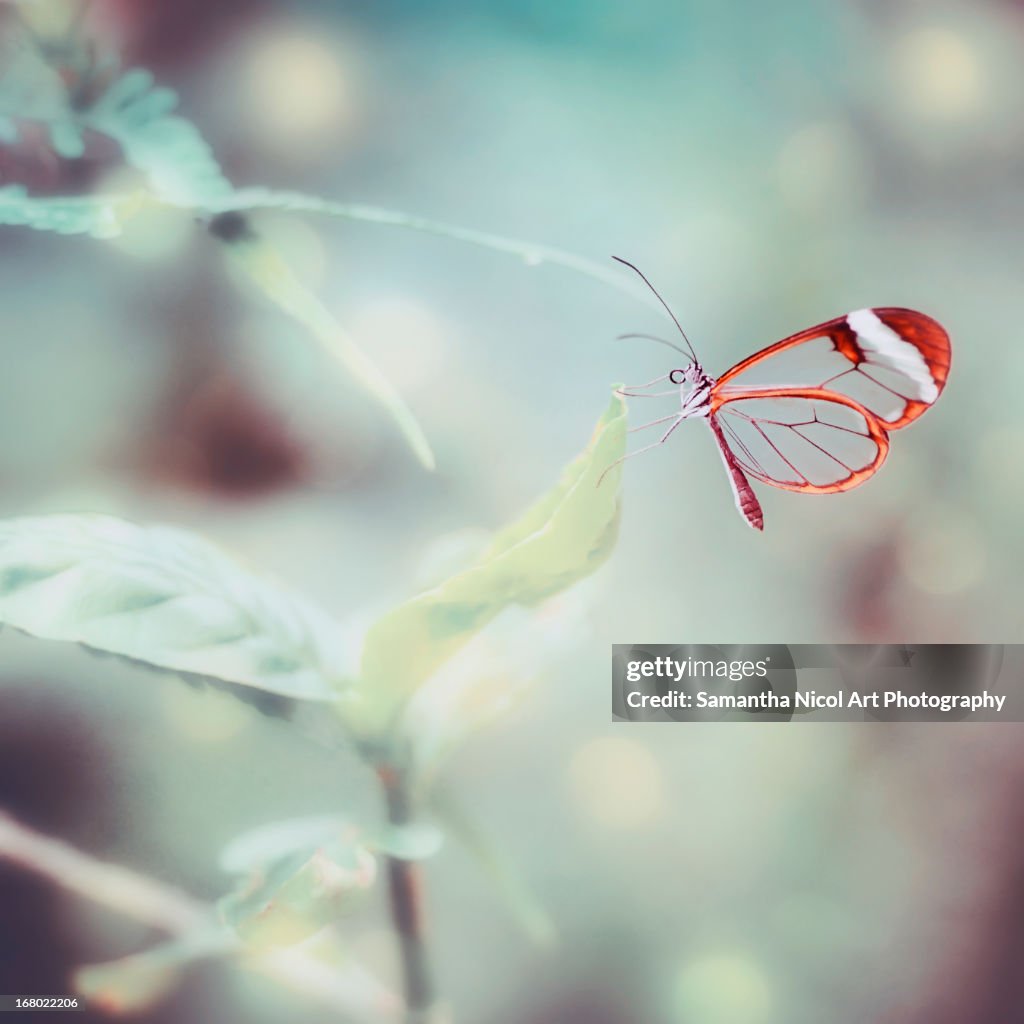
621,372,672,390
618,388,679,399
597,415,686,487
616,373,676,398
629,413,684,434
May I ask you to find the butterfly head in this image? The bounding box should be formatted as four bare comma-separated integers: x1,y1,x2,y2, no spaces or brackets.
668,363,703,386
670,363,713,418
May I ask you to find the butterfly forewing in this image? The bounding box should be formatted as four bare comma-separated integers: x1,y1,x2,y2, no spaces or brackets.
715,308,950,429
712,390,889,493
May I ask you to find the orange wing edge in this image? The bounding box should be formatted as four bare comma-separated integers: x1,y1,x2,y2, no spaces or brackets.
710,387,891,494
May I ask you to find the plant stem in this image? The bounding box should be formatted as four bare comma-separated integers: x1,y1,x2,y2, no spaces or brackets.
217,189,659,310
380,769,441,1024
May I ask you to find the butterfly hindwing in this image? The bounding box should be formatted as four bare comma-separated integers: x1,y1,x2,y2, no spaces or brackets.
711,389,890,494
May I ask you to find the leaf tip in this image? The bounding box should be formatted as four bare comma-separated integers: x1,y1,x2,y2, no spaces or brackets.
416,442,438,472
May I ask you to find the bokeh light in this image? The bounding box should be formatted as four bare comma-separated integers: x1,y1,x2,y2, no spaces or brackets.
900,505,987,596
895,26,984,122
673,953,774,1024
568,737,665,829
230,20,360,160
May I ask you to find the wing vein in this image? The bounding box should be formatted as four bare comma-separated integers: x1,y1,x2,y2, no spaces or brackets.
790,425,856,473
750,420,810,485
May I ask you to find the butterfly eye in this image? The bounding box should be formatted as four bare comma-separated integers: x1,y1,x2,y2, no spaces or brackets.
669,369,686,385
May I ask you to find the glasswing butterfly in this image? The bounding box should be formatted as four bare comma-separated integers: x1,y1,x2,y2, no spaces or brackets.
611,257,951,531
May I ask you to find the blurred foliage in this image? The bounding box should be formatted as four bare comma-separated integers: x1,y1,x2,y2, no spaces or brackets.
0,3,436,467
351,392,626,744
75,933,231,1017
0,4,643,473
217,212,436,471
0,514,348,701
0,183,131,235
221,843,376,950
0,393,624,1011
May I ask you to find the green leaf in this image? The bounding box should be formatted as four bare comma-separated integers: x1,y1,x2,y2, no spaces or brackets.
365,821,444,861
220,816,359,876
48,118,84,158
220,841,376,949
77,951,179,1015
83,69,233,207
347,392,626,739
398,596,591,790
0,186,133,238
0,33,229,206
0,515,347,701
218,221,436,471
221,814,442,896
0,31,72,129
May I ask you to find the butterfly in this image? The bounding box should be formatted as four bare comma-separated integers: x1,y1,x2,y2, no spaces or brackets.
610,257,951,531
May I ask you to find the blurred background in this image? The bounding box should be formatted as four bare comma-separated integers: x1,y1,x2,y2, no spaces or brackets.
1,0,1023,1021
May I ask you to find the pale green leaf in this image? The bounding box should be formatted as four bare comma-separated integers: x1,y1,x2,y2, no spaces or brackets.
220,841,376,948
83,69,233,206
0,185,132,238
76,931,232,1015
220,815,358,876
220,814,442,878
399,593,593,789
219,222,435,471
347,393,626,738
0,32,71,128
76,925,390,1015
0,31,229,205
431,787,556,947
48,118,84,158
365,821,444,861
0,515,347,701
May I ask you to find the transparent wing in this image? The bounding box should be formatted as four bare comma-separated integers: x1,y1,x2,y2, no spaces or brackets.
713,389,890,494
715,308,950,429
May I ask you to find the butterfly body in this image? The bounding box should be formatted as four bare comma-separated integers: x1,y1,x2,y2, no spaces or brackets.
670,363,714,418
613,260,951,533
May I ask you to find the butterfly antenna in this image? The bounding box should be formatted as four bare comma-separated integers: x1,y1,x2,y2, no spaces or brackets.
616,332,691,359
612,256,699,364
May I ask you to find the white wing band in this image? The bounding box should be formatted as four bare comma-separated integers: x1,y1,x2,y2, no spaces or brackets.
847,308,938,402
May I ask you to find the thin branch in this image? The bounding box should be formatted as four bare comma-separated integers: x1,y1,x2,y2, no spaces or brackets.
0,809,207,933
216,189,658,309
7,5,658,310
